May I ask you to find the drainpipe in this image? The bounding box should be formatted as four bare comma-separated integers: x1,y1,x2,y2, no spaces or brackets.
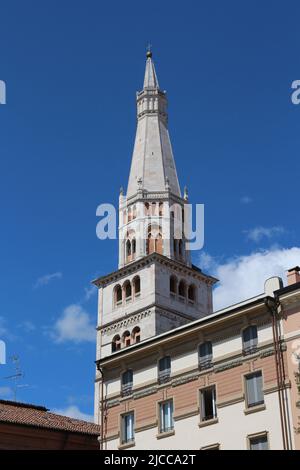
264,297,290,450
96,362,105,450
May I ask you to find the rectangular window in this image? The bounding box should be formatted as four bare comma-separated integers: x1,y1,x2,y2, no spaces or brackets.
158,356,171,384
249,433,268,450
200,386,217,422
159,400,174,433
245,371,264,408
121,412,134,444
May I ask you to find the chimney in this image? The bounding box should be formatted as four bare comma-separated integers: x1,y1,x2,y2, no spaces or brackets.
287,266,300,286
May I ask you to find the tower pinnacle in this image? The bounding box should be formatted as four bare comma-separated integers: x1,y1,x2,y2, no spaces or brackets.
126,52,181,198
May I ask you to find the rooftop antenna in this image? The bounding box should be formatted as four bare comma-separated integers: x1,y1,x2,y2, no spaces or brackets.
3,355,29,401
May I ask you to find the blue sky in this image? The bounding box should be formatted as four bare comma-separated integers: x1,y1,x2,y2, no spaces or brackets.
0,1,299,420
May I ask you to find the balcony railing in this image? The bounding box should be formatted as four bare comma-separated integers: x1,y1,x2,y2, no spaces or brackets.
242,345,258,356
198,359,213,371
121,384,133,397
158,370,171,384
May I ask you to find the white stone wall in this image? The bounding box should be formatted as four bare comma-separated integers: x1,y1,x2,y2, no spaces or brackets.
105,392,284,450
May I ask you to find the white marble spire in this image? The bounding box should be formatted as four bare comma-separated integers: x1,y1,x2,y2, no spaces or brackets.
126,51,181,198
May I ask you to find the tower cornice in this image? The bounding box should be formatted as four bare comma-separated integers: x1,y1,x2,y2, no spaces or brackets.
92,252,218,288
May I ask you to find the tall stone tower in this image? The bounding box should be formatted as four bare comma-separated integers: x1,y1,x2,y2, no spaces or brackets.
93,52,217,422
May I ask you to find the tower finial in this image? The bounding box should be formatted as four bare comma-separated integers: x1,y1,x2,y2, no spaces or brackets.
146,43,152,58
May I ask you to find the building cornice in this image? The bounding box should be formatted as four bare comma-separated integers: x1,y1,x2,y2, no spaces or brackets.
97,297,271,367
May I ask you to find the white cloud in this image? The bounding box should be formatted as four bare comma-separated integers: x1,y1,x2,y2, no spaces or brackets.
244,226,285,243
199,246,300,311
52,304,95,343
34,272,62,289
18,321,36,332
0,386,13,399
84,285,97,301
52,405,94,422
240,196,253,204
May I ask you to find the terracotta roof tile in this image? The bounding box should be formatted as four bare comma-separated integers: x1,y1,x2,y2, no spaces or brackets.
0,400,100,436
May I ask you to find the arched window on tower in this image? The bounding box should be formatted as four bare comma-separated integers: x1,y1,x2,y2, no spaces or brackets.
114,284,122,306
128,207,132,222
159,202,164,216
126,239,132,263
112,335,121,352
170,275,177,296
146,224,163,255
145,202,150,216
178,280,186,299
151,202,157,216
132,326,141,344
133,276,140,297
132,239,136,259
123,210,127,224
132,205,137,219
122,330,131,348
123,280,132,302
188,284,196,303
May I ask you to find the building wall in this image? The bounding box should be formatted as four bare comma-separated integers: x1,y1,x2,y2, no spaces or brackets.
105,393,282,450
102,344,288,449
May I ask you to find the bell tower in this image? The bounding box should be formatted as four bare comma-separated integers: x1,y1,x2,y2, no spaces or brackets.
94,52,217,421
118,50,190,269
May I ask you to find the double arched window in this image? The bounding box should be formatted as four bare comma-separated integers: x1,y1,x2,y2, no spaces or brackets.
123,205,137,225
113,276,141,307
125,232,136,264
169,275,197,304
112,326,141,353
146,225,163,255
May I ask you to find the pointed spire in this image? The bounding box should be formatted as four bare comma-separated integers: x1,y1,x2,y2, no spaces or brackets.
143,50,159,89
126,52,181,198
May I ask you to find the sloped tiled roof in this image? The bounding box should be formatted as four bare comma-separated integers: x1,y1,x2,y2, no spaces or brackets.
0,400,100,436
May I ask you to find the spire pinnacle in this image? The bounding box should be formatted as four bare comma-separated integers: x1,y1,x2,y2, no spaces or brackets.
143,48,159,89
146,43,152,58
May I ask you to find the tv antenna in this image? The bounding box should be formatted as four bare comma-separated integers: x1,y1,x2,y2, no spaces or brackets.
3,355,29,401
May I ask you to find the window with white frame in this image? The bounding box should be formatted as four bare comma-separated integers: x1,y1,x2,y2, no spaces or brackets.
158,356,171,384
200,386,217,422
245,371,264,408
121,412,134,444
198,341,213,370
159,400,174,433
249,433,268,450
242,325,258,355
